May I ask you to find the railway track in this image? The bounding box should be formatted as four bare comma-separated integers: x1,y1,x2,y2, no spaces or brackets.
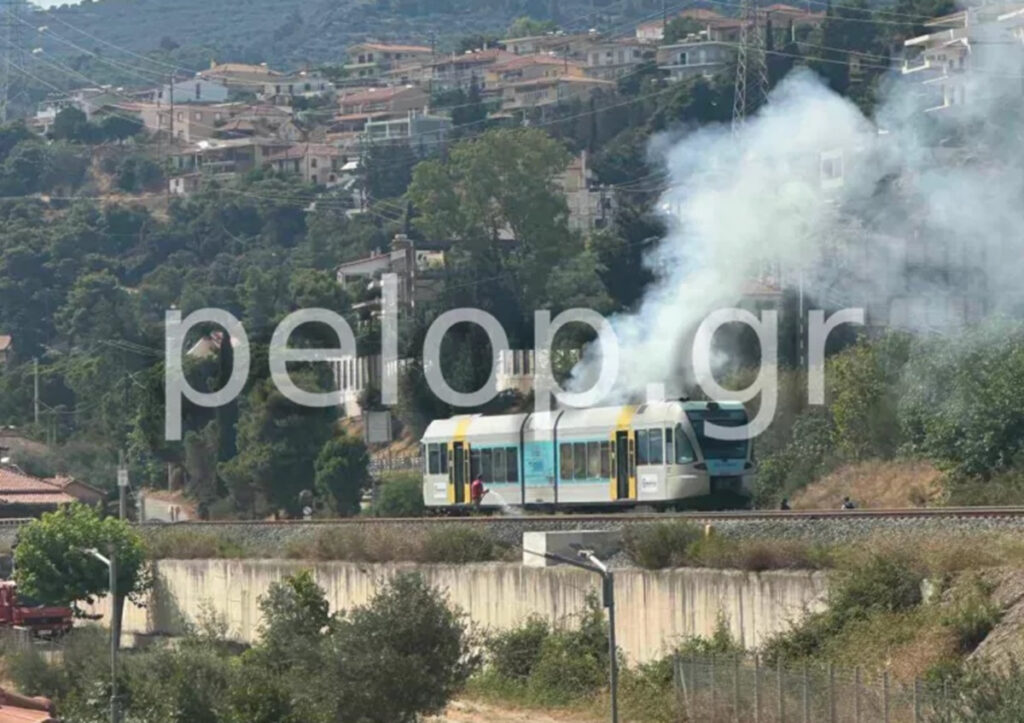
137,506,1024,526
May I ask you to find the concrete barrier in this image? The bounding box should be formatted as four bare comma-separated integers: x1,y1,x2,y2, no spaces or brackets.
86,560,828,662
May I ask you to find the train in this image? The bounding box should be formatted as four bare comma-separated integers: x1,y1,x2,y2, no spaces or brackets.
420,400,755,512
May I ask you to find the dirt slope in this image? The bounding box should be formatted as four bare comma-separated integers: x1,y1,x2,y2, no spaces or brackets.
790,459,945,510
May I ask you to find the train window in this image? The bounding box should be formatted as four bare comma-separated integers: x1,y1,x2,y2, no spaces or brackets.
573,442,587,478
428,444,440,474
649,429,664,464
587,441,601,478
493,448,506,483
506,447,519,482
600,441,611,477
635,430,649,465
481,449,493,482
559,443,573,480
440,446,448,474
470,448,481,479
675,425,695,463
665,427,673,449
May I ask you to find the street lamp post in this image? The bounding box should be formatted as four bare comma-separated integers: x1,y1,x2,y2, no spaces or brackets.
82,547,118,723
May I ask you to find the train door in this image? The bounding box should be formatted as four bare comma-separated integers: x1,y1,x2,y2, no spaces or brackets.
451,443,467,504
614,431,631,500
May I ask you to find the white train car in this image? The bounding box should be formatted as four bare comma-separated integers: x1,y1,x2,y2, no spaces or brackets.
420,400,755,511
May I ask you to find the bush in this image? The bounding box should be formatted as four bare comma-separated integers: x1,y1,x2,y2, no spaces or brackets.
941,577,1002,654
285,524,508,563
622,521,703,569
420,526,509,563
370,473,425,517
526,596,610,705
487,617,550,682
145,529,248,559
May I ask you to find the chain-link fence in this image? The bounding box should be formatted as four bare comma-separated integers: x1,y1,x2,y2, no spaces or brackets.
674,655,952,723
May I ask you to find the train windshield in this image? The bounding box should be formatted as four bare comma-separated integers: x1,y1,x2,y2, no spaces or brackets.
686,408,750,460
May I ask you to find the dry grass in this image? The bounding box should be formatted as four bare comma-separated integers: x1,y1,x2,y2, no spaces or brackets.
284,525,514,564
791,459,945,510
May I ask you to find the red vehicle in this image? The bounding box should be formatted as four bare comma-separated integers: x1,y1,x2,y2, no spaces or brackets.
0,581,72,636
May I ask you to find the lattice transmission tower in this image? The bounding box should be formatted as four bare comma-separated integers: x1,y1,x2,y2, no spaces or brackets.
732,0,770,133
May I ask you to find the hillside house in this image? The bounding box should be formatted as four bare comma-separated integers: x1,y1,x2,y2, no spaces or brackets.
636,8,734,43
336,234,444,315
200,62,281,94
901,3,1024,112
263,142,349,185
501,76,614,111
152,76,229,105
558,151,616,233
486,54,585,87
168,137,291,194
499,33,594,56
579,39,649,80
345,42,435,79
424,49,513,93
258,70,333,103
0,336,11,366
338,85,429,116
363,112,452,150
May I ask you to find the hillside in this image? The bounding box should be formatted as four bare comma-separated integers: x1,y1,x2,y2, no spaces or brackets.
32,0,663,72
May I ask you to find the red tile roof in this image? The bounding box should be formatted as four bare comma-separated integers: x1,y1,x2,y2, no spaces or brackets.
339,86,424,106
0,467,93,507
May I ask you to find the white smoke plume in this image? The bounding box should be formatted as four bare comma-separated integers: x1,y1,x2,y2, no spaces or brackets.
572,14,1024,402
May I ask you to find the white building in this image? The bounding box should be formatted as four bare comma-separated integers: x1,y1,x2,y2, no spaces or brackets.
902,2,1024,112
153,77,230,105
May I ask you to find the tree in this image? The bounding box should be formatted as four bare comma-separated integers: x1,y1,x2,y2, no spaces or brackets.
314,435,371,516
507,16,557,37
51,107,95,144
318,573,477,721
664,17,703,44
13,504,150,650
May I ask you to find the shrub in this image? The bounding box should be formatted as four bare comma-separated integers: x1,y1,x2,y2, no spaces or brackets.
526,595,610,705
369,473,425,517
420,526,509,563
487,617,550,682
941,577,1002,655
145,529,248,559
622,521,703,569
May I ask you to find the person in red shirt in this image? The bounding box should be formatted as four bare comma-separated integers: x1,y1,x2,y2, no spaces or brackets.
470,477,485,509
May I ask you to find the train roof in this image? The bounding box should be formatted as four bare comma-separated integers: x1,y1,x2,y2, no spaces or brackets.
420,401,747,444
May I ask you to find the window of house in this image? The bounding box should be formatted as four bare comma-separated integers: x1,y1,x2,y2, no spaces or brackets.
176,112,184,121
214,112,222,121
193,112,201,121
311,158,318,168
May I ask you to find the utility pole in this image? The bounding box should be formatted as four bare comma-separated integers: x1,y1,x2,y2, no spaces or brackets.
117,450,128,521
32,357,38,425
168,74,175,144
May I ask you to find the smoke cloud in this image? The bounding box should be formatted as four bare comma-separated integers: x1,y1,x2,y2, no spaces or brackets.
572,21,1024,403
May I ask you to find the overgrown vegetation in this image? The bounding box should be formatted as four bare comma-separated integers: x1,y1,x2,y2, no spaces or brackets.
623,521,831,571
6,571,475,722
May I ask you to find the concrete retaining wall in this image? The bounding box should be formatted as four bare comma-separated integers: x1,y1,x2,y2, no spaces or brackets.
87,560,828,662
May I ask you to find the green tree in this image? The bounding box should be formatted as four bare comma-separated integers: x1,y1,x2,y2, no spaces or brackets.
319,573,477,721
13,504,150,650
51,107,95,144
314,435,371,516
507,16,557,37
